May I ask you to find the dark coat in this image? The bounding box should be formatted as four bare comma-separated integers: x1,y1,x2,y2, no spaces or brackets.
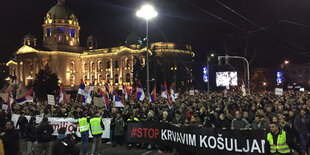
1,129,20,155
294,114,310,133
113,117,124,136
25,122,37,142
52,137,79,155
37,121,54,143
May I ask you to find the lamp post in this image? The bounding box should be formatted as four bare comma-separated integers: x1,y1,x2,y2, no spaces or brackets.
136,4,158,97
207,53,215,93
12,78,19,99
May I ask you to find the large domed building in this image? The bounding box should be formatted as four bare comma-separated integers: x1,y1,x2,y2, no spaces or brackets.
6,0,195,92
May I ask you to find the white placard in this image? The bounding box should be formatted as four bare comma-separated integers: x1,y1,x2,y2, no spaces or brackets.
275,88,283,96
12,114,111,138
47,94,55,105
189,90,195,96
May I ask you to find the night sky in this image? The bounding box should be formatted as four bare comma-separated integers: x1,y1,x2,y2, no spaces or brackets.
1,0,310,68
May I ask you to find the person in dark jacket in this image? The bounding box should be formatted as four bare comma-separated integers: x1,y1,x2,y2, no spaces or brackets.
52,127,79,155
294,108,310,155
111,113,124,147
0,120,20,155
216,113,230,130
36,116,54,155
26,116,37,155
16,112,28,139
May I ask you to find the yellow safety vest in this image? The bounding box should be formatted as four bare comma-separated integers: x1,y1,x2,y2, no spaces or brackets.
267,130,290,154
127,117,139,122
79,117,89,132
90,117,103,135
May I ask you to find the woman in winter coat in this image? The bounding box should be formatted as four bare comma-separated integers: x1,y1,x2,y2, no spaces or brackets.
26,116,37,155
112,113,125,147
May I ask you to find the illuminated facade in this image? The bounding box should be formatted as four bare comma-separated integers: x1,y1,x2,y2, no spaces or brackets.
6,0,194,91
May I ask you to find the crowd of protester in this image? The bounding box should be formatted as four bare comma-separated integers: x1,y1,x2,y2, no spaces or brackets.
0,90,310,154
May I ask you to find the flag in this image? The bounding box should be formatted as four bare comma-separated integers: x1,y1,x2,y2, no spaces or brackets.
113,87,123,107
134,82,145,101
170,82,176,102
16,88,34,105
122,85,131,100
150,85,156,103
58,84,68,104
86,79,95,104
100,89,110,109
7,89,13,110
104,80,110,100
81,87,88,105
242,79,246,96
78,79,85,95
162,82,171,107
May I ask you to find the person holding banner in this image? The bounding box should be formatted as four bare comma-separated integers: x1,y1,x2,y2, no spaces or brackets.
266,122,300,155
78,113,90,155
90,112,105,155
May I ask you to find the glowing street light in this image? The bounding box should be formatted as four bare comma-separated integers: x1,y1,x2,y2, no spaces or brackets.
284,60,289,64
136,4,158,97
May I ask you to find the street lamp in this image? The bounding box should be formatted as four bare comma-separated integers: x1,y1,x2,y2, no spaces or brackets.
207,53,215,93
12,78,19,99
136,4,158,97
284,60,289,64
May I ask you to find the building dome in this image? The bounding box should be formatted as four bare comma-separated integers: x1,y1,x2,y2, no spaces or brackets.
23,33,35,40
46,1,77,21
125,31,142,46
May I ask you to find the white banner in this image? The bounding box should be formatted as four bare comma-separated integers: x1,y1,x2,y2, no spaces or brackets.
11,114,111,138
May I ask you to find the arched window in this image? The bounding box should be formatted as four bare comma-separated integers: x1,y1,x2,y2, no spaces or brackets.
83,75,87,83
107,61,110,69
106,74,110,79
114,60,119,68
115,74,119,83
83,62,88,72
98,61,102,72
98,74,102,82
90,61,95,72
126,59,131,67
126,73,130,82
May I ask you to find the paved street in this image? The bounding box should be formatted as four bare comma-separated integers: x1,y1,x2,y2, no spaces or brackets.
19,139,162,155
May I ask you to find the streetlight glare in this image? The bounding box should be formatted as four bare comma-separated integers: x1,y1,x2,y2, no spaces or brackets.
284,60,289,64
210,53,215,57
136,4,158,20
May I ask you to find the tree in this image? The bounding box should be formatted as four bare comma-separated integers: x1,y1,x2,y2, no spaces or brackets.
33,65,59,101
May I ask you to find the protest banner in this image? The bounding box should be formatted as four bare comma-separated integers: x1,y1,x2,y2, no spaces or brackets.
127,121,267,154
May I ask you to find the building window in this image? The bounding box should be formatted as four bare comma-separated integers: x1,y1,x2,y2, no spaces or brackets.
126,59,131,67
114,60,119,69
115,74,119,84
106,74,110,79
70,74,75,87
90,61,95,72
69,29,75,37
107,61,110,69
58,27,64,32
70,61,75,72
126,73,130,82
83,62,88,72
98,61,102,72
47,28,51,37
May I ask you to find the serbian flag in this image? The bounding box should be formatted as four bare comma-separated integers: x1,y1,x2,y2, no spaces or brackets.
122,85,131,100
113,87,124,107
162,82,171,107
58,84,68,104
170,82,176,102
104,80,110,100
134,82,145,101
150,85,156,103
81,87,88,105
16,88,34,105
100,89,110,109
86,79,95,104
78,79,86,95
7,89,13,110
242,79,246,96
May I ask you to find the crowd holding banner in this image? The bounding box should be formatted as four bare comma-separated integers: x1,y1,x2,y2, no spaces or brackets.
0,78,310,154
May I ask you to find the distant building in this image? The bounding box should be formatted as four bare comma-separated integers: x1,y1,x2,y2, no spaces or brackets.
6,0,194,91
